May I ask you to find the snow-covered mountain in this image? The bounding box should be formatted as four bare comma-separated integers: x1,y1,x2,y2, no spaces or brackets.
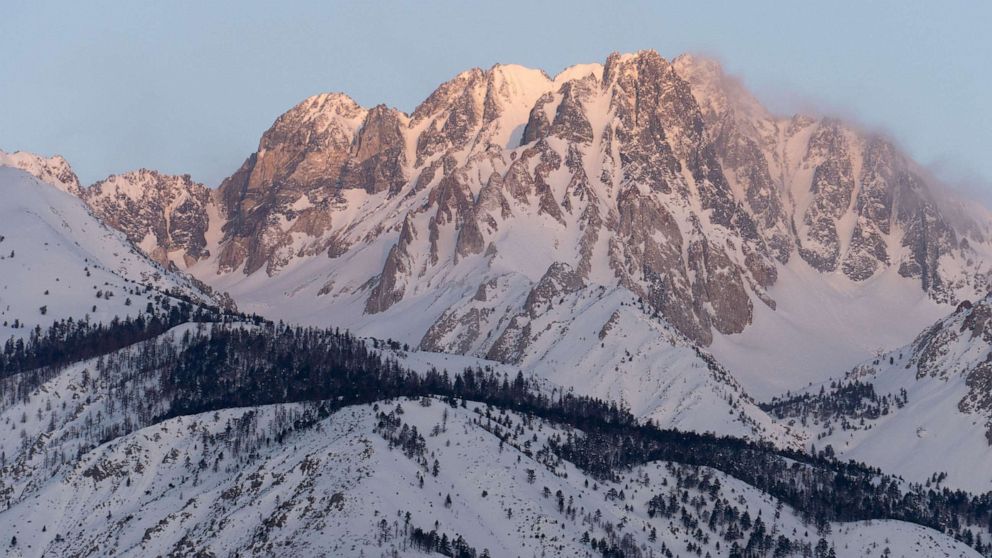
391,311,796,446
3,401,979,558
0,166,221,339
0,152,791,444
78,51,992,398
764,293,992,492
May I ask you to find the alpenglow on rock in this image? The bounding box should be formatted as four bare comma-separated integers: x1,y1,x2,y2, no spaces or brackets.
84,169,214,268
76,51,992,354
0,149,82,196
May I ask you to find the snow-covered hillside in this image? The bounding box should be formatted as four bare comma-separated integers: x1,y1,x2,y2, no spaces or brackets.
385,292,798,446
764,294,992,491
0,311,988,557
711,260,949,397
0,166,218,339
0,366,979,558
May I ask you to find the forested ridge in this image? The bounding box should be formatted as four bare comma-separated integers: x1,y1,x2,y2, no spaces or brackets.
5,310,992,556
0,291,257,380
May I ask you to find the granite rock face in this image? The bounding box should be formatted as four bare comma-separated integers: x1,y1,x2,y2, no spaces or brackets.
85,170,212,268
486,262,586,364
216,93,381,275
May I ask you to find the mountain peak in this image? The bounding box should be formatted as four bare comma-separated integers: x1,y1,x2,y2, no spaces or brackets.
267,92,368,145
488,62,551,83
85,170,212,268
672,53,772,129
603,49,671,78
73,52,992,380
672,52,723,73
552,62,604,86
0,148,82,195
297,91,364,113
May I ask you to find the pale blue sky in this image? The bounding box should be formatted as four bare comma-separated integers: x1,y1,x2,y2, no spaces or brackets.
1,1,989,190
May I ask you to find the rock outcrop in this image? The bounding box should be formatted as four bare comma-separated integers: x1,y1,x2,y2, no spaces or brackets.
0,149,81,195
85,169,212,267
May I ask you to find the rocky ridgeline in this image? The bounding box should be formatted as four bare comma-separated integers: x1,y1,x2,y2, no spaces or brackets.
0,149,82,195
8,51,991,354
911,297,992,440
85,169,213,268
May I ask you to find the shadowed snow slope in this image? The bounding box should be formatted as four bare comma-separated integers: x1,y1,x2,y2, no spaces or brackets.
765,293,992,491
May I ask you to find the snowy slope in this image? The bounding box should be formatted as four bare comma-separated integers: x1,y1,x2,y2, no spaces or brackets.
384,302,797,448
402,287,796,445
0,389,978,557
0,166,218,339
0,319,984,557
764,294,992,491
199,250,797,444
711,260,949,398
